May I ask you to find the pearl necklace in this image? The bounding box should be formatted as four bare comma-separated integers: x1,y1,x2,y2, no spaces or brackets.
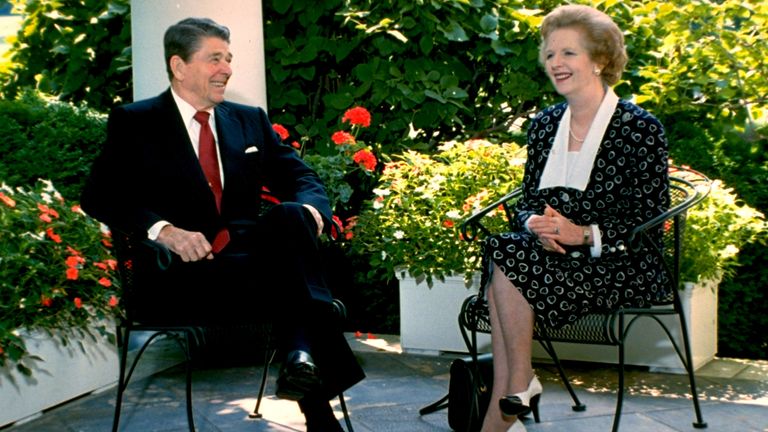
569,128,585,143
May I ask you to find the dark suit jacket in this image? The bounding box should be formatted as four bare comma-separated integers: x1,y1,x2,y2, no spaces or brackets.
81,89,331,242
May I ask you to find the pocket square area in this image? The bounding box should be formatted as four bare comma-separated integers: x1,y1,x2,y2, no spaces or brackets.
244,146,259,154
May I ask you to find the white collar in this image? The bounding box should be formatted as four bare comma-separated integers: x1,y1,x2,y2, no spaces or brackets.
170,88,215,129
538,88,619,191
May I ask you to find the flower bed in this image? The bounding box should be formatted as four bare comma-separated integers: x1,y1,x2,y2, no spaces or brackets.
0,179,120,376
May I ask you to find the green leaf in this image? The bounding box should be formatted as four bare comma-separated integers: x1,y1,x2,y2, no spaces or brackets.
440,20,469,42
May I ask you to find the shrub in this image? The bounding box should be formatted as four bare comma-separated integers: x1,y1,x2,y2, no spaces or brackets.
0,91,107,201
679,174,766,284
350,139,526,286
0,180,120,376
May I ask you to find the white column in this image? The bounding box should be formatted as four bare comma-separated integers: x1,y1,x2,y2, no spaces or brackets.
130,0,267,108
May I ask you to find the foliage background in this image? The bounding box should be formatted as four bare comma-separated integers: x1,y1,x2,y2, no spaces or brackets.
0,0,765,358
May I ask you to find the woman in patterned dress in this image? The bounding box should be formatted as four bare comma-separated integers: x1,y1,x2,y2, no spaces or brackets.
480,5,670,432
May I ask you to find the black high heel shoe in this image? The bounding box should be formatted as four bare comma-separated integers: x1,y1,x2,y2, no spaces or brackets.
499,375,542,423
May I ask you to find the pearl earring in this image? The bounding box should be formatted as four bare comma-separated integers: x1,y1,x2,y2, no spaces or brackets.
593,67,601,76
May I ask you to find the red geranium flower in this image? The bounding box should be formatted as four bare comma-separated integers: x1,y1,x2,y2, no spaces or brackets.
108,295,119,307
342,107,371,128
74,297,83,309
443,219,455,228
353,149,377,171
291,141,301,149
98,277,112,287
272,123,290,140
331,131,355,145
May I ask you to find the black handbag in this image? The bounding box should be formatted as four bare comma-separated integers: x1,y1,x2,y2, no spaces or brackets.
419,353,493,432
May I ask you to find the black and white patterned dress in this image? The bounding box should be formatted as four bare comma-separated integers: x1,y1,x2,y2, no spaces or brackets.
483,100,670,329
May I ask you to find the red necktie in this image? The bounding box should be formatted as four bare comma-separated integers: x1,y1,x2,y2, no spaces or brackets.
193,111,229,253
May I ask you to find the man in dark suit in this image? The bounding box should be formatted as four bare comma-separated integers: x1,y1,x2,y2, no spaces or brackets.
81,17,364,431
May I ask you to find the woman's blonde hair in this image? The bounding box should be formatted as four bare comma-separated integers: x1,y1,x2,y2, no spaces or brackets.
539,4,628,86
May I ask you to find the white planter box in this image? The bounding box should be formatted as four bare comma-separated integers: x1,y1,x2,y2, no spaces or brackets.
531,279,718,373
398,272,491,355
0,326,118,427
399,271,718,373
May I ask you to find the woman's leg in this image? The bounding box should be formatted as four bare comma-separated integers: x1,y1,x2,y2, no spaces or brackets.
481,263,535,432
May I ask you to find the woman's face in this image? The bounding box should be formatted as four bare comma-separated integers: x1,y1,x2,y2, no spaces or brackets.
543,27,603,100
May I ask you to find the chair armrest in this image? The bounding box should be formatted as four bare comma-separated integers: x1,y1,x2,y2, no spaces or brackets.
111,227,173,272
460,188,524,242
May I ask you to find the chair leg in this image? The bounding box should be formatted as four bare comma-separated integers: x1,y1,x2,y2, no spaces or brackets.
338,393,354,432
112,326,131,432
676,311,708,429
182,330,196,432
250,347,277,419
537,337,586,412
612,338,626,432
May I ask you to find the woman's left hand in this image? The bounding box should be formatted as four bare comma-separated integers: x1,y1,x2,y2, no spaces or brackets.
529,205,581,253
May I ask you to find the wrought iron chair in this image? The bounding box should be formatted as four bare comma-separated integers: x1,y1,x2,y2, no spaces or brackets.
111,230,353,432
458,166,711,431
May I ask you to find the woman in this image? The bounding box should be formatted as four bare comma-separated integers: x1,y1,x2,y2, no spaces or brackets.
480,5,670,432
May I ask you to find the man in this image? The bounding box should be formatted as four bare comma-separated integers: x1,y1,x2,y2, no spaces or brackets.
81,17,364,431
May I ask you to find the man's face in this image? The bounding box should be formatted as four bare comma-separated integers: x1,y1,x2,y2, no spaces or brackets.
172,36,232,110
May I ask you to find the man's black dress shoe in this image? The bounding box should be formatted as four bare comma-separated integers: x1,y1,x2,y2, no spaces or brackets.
276,350,322,401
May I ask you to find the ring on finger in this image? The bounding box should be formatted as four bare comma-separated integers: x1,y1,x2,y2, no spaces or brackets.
554,226,559,234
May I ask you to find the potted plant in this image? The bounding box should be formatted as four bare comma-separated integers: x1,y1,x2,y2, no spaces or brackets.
0,179,121,427
349,139,527,353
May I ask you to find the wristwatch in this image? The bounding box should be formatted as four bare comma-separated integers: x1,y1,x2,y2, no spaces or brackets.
582,226,591,245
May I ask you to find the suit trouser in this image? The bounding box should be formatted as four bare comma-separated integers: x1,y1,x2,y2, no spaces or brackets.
128,202,365,398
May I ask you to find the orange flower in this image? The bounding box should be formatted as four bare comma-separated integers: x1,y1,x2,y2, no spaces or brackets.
74,298,83,309
40,294,53,307
353,149,377,171
66,255,84,268
443,219,455,228
46,227,62,243
291,141,301,149
66,267,79,280
108,295,119,307
94,262,108,270
331,131,355,145
341,107,371,127
39,213,52,223
272,123,290,140
98,277,112,287
0,192,15,207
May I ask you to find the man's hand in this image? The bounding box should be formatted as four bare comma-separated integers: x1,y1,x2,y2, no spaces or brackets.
302,204,324,237
156,224,214,262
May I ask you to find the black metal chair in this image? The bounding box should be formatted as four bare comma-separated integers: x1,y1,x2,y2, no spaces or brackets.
110,231,353,432
457,166,711,432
